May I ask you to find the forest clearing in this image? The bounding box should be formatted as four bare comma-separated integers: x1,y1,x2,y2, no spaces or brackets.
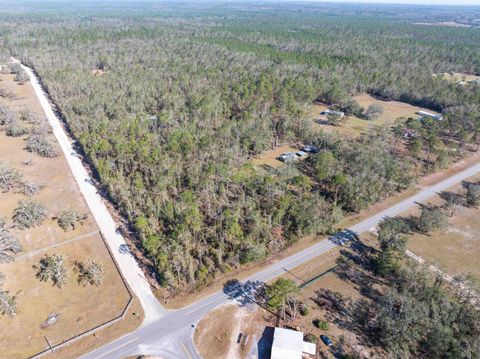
311,94,442,137
0,66,140,358
434,72,480,83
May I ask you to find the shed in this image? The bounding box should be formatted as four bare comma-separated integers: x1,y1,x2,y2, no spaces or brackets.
416,111,443,121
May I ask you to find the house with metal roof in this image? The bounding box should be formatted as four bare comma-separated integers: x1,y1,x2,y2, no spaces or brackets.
270,327,316,359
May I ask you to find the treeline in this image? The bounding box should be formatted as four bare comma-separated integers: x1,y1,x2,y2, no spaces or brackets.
0,3,478,292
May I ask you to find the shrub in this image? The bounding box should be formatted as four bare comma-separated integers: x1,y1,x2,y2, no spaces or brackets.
5,116,28,137
466,183,480,207
364,104,384,120
0,218,22,263
300,303,310,316
0,162,22,192
417,207,448,234
57,209,87,231
313,318,329,330
75,260,104,286
26,133,59,158
35,253,67,288
0,105,15,126
304,333,318,344
0,288,17,317
20,180,43,197
14,70,29,84
13,200,47,229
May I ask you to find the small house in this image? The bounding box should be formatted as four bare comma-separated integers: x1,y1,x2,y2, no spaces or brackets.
320,109,344,118
416,111,443,121
278,152,298,163
270,327,316,359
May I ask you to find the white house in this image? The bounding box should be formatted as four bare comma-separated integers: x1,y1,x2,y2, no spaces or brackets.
416,111,443,121
271,327,316,359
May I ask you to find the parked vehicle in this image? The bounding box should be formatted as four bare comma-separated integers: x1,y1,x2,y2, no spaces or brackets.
320,335,333,347
302,145,319,154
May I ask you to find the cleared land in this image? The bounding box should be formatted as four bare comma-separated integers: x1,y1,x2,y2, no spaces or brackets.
251,144,301,169
311,94,441,137
405,174,480,278
0,70,140,358
434,72,480,83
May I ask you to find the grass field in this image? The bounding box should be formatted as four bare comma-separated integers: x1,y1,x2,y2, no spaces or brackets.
0,68,140,358
311,94,441,137
405,174,480,278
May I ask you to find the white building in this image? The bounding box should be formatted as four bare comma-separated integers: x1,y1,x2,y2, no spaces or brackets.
271,327,316,359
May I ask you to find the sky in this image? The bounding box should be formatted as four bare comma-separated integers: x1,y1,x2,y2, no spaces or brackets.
315,0,480,4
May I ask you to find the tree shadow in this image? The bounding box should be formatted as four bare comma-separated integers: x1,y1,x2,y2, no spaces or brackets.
223,279,265,307
329,229,358,246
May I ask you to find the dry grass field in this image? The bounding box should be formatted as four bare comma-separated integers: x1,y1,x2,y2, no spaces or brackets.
405,174,480,278
0,68,140,358
434,72,480,83
311,94,441,137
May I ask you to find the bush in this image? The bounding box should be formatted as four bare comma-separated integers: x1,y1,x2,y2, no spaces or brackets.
300,304,310,316
0,288,17,317
0,105,15,126
417,207,448,234
364,104,384,120
35,253,67,288
21,180,43,197
26,133,59,158
0,218,22,263
6,117,28,137
75,259,104,286
313,318,329,330
466,183,480,207
0,162,22,193
304,333,318,344
13,200,47,229
57,209,87,231
14,70,29,84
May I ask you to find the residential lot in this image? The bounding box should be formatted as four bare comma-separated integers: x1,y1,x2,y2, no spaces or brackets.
311,94,441,137
406,174,480,278
0,68,140,358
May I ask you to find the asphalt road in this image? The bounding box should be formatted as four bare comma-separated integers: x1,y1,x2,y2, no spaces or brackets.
80,161,480,359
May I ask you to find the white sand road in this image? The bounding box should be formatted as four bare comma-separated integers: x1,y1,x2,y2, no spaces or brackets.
17,58,480,359
15,58,166,324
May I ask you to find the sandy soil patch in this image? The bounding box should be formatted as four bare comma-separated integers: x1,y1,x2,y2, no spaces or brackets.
251,144,301,169
195,303,273,359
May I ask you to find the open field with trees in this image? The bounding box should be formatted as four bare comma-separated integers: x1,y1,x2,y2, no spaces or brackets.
0,1,479,299
0,66,140,357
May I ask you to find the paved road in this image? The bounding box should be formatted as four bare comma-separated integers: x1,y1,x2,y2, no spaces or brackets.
81,161,480,359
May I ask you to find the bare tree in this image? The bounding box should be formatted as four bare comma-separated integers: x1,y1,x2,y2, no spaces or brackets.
35,253,68,288
0,218,22,263
57,209,87,231
5,115,28,137
75,259,104,286
13,200,47,229
20,180,43,197
0,288,17,318
0,162,22,192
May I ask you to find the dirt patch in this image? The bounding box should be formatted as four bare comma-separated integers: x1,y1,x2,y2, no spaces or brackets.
90,69,106,77
195,303,273,359
251,144,302,169
0,65,141,358
433,72,480,84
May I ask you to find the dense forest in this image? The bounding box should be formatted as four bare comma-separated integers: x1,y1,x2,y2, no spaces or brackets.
0,1,479,298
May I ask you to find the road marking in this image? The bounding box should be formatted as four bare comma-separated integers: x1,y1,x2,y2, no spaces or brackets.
96,337,138,358
180,342,193,359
